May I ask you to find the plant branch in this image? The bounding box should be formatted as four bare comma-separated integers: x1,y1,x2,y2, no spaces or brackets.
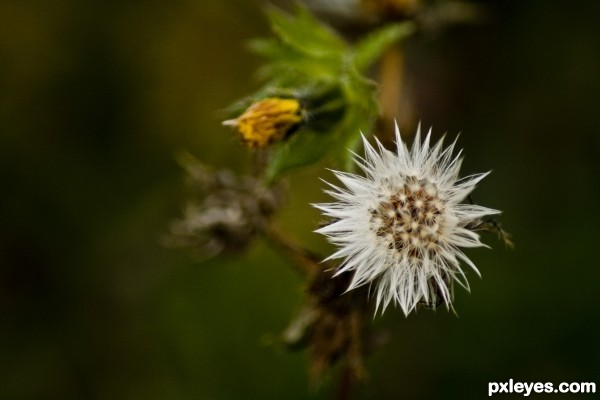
262,223,324,277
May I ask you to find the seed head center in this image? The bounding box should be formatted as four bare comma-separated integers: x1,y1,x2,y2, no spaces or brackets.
370,177,443,254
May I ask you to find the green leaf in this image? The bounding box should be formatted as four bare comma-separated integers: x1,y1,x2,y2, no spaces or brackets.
229,7,417,180
253,6,346,83
336,108,374,172
352,21,416,72
265,5,346,59
330,65,379,170
266,129,334,182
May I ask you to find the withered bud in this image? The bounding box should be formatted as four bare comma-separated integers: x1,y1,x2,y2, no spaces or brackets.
223,98,303,148
279,270,371,384
166,156,285,258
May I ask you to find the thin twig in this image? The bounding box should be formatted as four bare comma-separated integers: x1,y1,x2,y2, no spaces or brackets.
379,44,403,129
378,44,414,140
262,223,324,277
336,365,355,400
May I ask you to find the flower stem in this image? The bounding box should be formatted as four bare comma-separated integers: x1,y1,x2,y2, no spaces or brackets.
379,44,403,123
336,365,355,400
262,223,323,277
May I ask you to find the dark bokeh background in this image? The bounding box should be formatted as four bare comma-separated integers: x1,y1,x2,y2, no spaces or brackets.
1,1,599,399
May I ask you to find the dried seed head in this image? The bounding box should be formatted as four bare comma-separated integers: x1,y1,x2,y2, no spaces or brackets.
315,124,501,315
166,156,285,258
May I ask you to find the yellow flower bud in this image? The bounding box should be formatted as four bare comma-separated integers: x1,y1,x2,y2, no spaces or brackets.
223,98,303,148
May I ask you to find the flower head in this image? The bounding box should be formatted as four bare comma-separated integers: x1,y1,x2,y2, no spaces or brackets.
223,98,303,148
315,124,500,316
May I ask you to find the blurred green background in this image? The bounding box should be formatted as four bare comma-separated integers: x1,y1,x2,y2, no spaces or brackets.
1,1,599,399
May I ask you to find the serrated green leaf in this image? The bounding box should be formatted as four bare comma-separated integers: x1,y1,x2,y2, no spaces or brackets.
352,21,416,72
266,5,346,59
248,36,342,82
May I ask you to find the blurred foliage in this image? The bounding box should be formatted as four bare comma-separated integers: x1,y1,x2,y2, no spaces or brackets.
228,5,414,180
1,0,600,399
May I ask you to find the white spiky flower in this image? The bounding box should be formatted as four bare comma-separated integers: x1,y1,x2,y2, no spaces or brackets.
314,124,500,316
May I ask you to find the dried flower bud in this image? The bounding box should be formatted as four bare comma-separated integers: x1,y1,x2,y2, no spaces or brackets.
279,269,371,383
223,98,303,148
166,156,285,258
